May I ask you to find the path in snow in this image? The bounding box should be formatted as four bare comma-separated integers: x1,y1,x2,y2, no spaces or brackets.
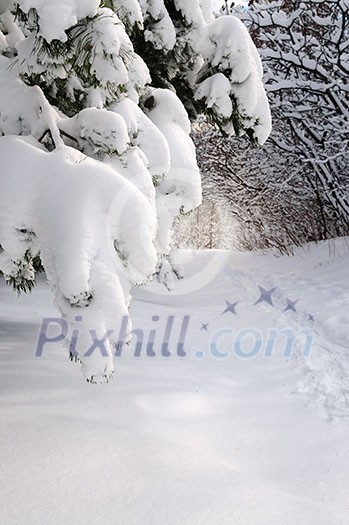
1,239,349,524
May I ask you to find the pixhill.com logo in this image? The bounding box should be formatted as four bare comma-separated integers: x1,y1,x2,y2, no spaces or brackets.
34,282,315,360
35,314,191,359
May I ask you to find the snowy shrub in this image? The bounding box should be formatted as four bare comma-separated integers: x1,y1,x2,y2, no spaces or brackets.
177,121,330,253
0,0,270,381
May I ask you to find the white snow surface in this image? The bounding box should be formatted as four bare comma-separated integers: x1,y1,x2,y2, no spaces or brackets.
1,239,349,523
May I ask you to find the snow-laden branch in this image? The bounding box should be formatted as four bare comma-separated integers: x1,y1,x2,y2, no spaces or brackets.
0,0,271,381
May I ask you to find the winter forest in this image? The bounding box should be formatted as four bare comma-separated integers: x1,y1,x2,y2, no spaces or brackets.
1,1,349,524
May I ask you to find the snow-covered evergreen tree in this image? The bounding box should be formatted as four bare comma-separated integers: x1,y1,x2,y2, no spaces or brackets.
0,0,271,382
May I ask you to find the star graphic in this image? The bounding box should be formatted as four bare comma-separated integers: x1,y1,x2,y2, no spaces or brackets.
200,322,209,331
254,286,277,307
221,300,238,315
283,298,299,313
307,314,315,322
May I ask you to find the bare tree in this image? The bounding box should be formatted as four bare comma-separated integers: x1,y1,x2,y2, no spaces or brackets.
233,0,349,235
180,120,328,253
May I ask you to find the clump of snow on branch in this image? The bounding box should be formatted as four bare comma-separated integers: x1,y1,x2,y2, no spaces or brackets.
110,0,143,30
139,0,176,51
146,89,202,256
17,0,100,42
196,15,271,143
15,7,150,109
173,0,205,26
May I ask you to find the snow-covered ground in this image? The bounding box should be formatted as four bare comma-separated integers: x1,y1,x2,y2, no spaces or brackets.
1,239,349,524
